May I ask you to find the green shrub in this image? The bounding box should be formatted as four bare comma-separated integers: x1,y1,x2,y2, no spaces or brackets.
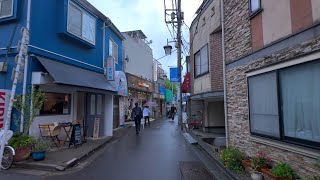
271,163,295,179
8,133,35,149
220,147,243,173
32,140,49,152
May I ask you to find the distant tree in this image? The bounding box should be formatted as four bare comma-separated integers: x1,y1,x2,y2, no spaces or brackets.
164,79,177,95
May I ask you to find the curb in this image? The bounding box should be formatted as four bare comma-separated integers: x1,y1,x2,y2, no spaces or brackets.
13,125,133,172
187,130,245,180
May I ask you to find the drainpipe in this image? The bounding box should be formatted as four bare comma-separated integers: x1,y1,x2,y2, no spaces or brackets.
103,22,106,68
220,0,229,147
21,0,32,133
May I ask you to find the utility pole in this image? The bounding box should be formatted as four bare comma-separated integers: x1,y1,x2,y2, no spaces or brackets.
177,0,183,130
163,0,183,130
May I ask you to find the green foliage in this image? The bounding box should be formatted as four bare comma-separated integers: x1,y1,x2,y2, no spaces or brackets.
271,163,295,179
220,147,243,173
300,177,320,180
32,140,49,152
164,79,177,95
251,151,270,171
8,133,35,149
13,87,45,134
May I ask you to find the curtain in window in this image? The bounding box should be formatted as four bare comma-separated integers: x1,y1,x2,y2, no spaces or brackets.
280,62,320,143
248,72,280,137
82,13,95,43
68,4,82,37
0,0,13,17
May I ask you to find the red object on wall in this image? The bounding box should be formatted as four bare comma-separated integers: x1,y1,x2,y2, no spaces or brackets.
181,73,191,93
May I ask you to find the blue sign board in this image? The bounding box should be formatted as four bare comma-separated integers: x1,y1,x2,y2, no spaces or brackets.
159,86,165,95
170,67,180,82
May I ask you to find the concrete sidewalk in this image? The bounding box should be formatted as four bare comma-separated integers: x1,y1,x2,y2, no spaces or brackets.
13,125,133,172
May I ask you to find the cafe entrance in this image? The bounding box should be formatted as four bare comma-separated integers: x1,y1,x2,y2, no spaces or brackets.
86,93,105,138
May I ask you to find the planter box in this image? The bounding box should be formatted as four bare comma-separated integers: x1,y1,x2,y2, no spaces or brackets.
261,168,289,180
14,146,31,162
241,160,252,173
32,151,46,161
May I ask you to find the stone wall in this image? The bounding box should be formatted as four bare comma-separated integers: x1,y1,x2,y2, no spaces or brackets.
224,0,252,64
226,36,320,177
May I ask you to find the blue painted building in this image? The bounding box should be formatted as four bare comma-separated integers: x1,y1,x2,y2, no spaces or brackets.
0,0,126,138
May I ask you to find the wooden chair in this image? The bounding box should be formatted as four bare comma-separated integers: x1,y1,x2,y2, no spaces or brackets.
39,124,61,148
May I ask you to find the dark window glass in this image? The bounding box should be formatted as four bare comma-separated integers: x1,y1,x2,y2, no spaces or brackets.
40,93,71,115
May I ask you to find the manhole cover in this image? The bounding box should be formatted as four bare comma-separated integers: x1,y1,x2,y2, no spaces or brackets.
179,161,215,180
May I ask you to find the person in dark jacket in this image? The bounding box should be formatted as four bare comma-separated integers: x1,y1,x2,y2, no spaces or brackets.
170,105,177,120
131,102,142,134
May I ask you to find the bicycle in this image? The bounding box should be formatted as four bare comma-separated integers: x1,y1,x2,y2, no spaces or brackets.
0,130,15,170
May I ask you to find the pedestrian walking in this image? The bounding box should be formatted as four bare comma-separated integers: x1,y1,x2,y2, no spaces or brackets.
131,102,143,134
143,106,151,126
170,105,176,120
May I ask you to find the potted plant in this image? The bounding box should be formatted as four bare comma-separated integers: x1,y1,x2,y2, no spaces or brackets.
220,147,243,173
241,158,252,173
31,140,49,161
252,151,270,172
251,157,267,180
261,162,295,180
8,133,35,162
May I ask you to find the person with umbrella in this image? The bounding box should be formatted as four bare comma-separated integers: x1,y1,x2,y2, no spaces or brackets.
143,106,151,126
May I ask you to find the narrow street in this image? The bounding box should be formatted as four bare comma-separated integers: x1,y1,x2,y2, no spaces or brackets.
0,117,213,180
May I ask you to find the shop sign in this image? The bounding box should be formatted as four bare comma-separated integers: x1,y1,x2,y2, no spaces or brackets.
170,67,180,82
0,89,10,130
104,56,115,81
137,82,149,88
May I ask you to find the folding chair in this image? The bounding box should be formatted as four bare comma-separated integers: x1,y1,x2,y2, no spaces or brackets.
39,124,61,148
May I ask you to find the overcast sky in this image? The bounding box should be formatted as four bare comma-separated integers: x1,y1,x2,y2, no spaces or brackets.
87,0,202,75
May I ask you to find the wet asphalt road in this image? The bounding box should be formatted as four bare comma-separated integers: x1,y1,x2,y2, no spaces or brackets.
1,117,200,180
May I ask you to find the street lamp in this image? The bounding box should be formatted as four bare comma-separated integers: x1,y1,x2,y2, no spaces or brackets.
163,43,173,55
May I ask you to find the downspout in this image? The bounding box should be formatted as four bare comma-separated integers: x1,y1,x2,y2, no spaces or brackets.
103,22,106,68
220,0,229,147
21,0,32,132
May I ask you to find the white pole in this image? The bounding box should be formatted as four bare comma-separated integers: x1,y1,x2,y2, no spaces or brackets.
0,28,29,169
20,0,32,133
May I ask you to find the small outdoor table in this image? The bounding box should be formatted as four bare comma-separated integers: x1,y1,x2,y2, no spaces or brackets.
59,122,73,146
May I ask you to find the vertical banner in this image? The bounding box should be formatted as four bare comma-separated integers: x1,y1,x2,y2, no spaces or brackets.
104,56,115,81
153,62,158,82
0,89,10,130
170,67,180,82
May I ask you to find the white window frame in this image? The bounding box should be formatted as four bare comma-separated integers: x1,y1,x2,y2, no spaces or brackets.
0,0,14,19
109,38,118,64
67,1,96,45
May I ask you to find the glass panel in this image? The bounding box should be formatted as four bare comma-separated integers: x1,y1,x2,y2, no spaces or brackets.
0,0,13,18
67,3,82,37
82,12,95,44
40,93,71,115
96,95,102,115
248,72,280,137
280,62,320,143
90,95,96,115
109,39,113,56
112,42,118,63
200,45,208,74
250,0,260,13
195,52,201,76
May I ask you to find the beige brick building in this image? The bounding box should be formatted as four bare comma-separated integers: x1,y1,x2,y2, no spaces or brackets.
224,0,320,177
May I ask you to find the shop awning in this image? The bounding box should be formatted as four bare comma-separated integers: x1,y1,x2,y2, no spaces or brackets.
181,72,191,93
37,57,117,92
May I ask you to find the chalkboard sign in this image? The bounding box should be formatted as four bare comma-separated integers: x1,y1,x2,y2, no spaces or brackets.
69,124,82,147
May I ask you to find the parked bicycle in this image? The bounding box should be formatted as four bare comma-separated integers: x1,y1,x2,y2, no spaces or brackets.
0,130,15,170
